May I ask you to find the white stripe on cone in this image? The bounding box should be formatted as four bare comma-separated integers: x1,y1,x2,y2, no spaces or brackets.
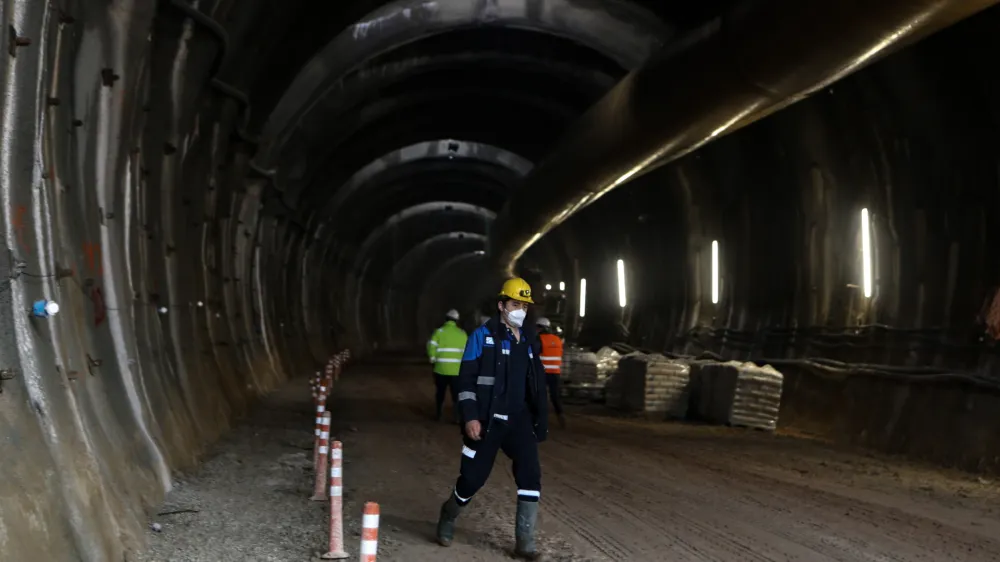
360,503,380,562
311,413,331,501
320,441,348,559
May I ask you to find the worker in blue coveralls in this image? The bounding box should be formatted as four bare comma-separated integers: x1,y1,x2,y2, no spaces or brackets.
434,277,549,560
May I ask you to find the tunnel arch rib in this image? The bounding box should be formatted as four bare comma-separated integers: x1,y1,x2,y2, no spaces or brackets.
315,140,533,231
256,0,672,168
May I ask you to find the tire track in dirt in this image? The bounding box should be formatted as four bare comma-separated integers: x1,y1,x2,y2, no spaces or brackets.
332,364,602,561
542,443,791,562
330,364,1000,562
563,434,944,561
541,440,724,559
544,469,742,561
549,416,1000,562
543,492,632,560
583,414,1000,541
639,440,993,561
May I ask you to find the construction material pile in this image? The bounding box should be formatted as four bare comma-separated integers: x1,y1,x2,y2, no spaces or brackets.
561,347,601,402
561,346,620,402
562,347,599,383
690,360,784,431
595,347,621,381
605,353,691,418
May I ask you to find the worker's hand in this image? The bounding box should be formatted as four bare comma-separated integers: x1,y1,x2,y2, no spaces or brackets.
534,425,546,443
465,420,482,441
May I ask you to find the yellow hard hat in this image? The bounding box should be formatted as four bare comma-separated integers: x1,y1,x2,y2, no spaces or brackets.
498,277,534,303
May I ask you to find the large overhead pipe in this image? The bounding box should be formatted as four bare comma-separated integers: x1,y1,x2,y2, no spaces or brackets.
490,0,998,274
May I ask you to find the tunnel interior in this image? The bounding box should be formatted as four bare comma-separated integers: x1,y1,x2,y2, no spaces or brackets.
3,0,1000,560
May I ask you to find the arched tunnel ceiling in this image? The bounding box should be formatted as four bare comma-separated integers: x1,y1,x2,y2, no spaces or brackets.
316,140,533,228
233,0,717,351
257,0,672,164
345,201,495,274
244,0,675,231
388,231,488,287
276,51,617,215
311,140,532,239
486,0,1000,271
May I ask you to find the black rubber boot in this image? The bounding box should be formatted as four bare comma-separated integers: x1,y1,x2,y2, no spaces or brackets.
436,494,464,546
557,414,567,429
514,500,544,560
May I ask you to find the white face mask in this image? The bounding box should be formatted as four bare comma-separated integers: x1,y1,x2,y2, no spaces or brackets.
505,308,527,328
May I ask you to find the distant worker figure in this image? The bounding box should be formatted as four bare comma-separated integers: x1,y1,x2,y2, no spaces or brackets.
427,309,467,422
436,278,548,560
536,317,566,429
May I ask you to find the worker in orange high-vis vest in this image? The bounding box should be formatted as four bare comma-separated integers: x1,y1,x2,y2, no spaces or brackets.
536,317,566,429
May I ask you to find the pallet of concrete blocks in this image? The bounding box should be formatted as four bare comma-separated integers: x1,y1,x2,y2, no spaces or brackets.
692,361,784,431
606,353,691,418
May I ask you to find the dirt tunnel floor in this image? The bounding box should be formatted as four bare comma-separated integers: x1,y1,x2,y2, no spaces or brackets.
139,362,1000,562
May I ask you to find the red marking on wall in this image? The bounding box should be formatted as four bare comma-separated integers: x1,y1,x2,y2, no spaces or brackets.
83,242,103,275
12,206,29,254
90,286,106,326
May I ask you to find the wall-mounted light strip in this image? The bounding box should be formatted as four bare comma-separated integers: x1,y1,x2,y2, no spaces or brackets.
861,208,872,298
579,278,587,318
711,240,719,304
617,259,627,308
559,281,565,291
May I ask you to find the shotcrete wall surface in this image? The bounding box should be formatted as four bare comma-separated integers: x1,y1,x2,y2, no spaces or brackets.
778,365,1000,473
0,2,327,560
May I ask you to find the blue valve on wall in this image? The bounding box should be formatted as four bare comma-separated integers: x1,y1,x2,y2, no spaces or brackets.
32,299,60,318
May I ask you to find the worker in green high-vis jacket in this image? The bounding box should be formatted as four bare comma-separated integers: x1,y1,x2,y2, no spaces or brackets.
427,309,468,422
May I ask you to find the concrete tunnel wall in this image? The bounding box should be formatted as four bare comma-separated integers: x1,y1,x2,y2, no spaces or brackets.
0,2,330,560
528,8,1000,472
1,0,1000,560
